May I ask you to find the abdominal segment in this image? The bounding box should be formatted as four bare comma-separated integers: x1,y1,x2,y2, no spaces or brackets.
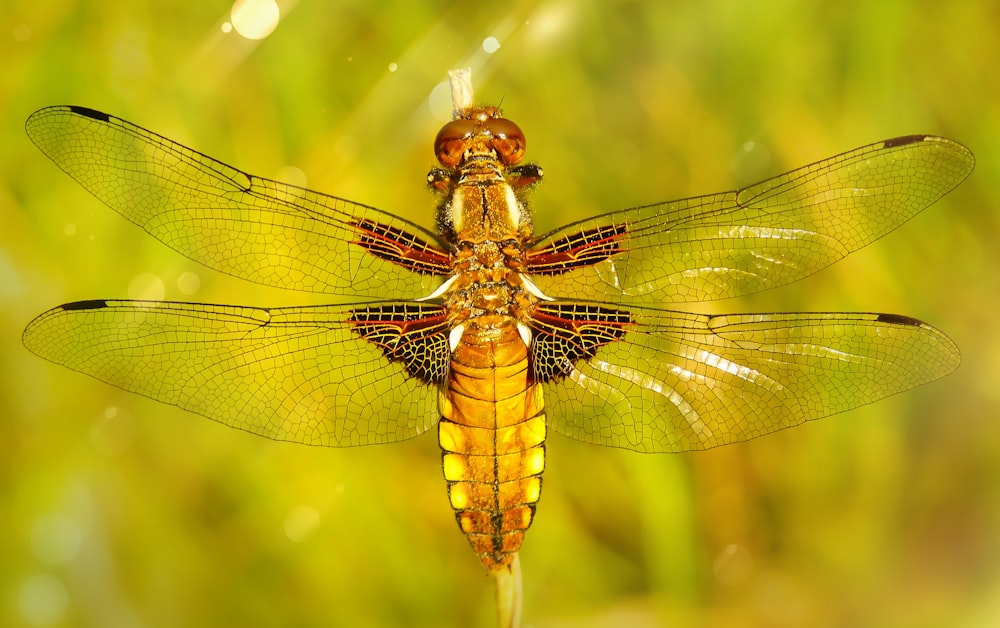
438,324,546,572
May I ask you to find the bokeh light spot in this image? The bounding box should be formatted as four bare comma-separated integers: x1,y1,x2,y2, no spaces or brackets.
275,165,307,188
428,81,454,122
30,514,83,566
18,574,69,626
284,505,321,542
127,273,165,301
526,2,574,45
483,36,501,53
13,23,32,43
230,0,280,40
388,62,398,73
176,271,201,295
0,249,22,298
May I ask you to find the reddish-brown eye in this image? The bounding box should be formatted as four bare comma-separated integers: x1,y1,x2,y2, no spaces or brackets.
486,118,526,164
434,119,478,166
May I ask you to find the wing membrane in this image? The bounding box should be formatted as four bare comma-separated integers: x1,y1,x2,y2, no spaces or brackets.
528,135,974,304
543,305,961,452
22,299,446,446
25,106,450,299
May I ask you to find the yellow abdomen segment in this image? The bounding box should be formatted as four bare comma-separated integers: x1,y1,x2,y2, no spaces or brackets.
438,324,545,572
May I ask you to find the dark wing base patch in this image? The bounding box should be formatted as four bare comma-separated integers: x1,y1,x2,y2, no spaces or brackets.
348,303,451,385
529,302,632,382
352,217,452,275
526,223,627,275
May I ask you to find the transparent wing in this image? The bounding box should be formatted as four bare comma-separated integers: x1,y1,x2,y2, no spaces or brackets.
22,299,447,446
527,135,974,305
25,106,451,300
543,305,961,452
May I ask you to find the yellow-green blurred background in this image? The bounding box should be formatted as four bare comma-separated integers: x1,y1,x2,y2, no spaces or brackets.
2,1,998,626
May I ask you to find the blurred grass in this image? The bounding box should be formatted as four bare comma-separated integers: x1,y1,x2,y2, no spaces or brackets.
2,1,999,627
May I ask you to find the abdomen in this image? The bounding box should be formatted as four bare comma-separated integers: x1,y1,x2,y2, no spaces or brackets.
438,323,546,572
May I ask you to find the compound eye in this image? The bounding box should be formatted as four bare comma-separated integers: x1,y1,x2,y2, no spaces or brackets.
486,118,526,164
434,119,478,167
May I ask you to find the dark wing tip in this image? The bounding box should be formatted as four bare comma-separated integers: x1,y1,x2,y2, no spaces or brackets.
876,312,925,327
66,105,111,122
882,135,930,149
61,299,109,311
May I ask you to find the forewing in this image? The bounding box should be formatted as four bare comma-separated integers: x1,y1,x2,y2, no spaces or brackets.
25,106,451,299
527,136,974,304
542,305,961,452
22,299,449,446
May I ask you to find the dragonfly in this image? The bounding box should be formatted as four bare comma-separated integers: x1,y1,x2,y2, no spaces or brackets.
23,101,973,574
